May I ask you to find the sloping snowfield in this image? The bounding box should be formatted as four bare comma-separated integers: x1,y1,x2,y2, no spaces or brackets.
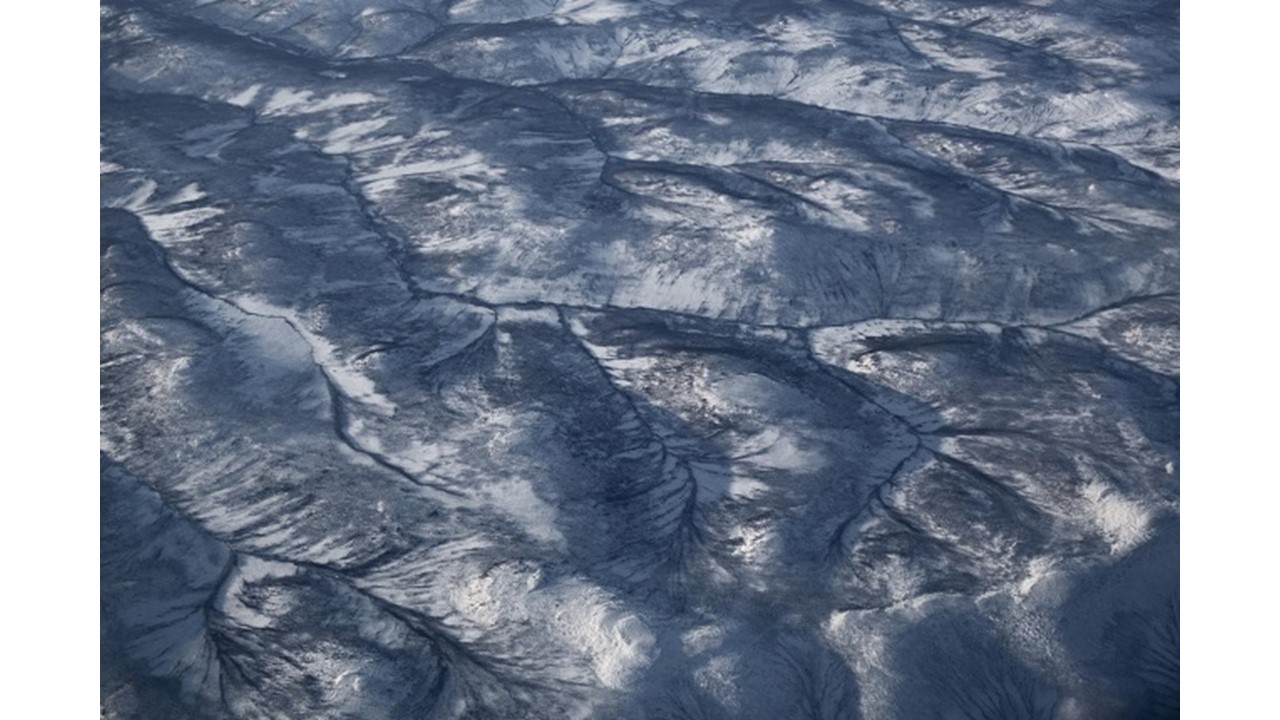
101,1,1178,717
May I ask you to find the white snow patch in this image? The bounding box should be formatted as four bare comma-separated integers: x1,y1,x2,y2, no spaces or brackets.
1082,481,1152,554
556,0,637,24
227,83,262,107
477,478,564,546
235,296,397,415
323,117,402,154
215,557,300,629
681,624,728,657
694,653,743,712
262,88,379,116
362,151,489,182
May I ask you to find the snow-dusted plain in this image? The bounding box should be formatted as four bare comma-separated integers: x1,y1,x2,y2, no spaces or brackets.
101,1,1178,717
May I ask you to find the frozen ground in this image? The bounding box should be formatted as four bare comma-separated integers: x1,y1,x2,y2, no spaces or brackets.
101,1,1178,718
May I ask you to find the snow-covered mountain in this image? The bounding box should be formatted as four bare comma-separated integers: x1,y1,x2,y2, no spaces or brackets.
100,1,1179,717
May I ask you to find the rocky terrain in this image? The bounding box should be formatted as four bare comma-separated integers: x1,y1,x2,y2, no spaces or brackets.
100,1,1179,717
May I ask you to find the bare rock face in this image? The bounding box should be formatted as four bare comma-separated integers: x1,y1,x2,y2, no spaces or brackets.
101,1,1178,718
